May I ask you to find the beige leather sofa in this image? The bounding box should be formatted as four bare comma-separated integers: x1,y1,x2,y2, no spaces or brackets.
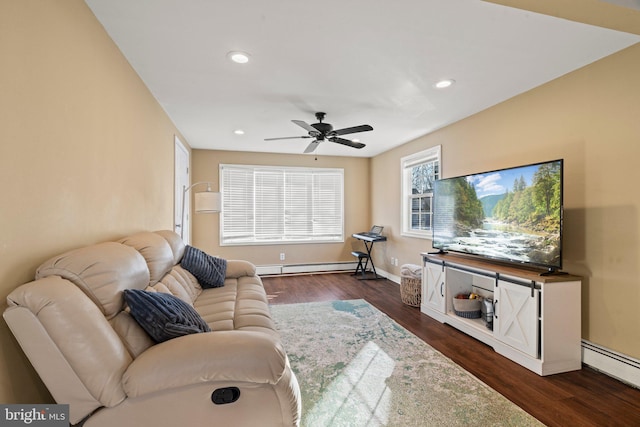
4,230,301,427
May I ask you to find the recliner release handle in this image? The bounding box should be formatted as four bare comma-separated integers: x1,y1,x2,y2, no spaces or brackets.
211,387,241,405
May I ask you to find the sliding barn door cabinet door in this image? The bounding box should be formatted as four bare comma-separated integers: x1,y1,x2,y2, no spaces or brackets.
493,279,539,358
422,261,446,321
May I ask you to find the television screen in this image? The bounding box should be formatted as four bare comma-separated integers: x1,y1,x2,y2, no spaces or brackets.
432,159,563,271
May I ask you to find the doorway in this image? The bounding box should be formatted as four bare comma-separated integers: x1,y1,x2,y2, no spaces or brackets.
174,136,190,243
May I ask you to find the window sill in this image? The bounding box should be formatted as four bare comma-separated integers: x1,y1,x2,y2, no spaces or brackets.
400,231,432,239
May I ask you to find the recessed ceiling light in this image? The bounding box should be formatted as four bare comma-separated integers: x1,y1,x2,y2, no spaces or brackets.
434,79,455,89
352,138,360,143
227,51,250,64
233,129,245,135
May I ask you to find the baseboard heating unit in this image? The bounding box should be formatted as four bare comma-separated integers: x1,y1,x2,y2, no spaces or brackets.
256,261,358,276
582,340,640,389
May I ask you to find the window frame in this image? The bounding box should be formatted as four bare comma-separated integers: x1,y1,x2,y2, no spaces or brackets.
219,164,345,246
400,145,441,239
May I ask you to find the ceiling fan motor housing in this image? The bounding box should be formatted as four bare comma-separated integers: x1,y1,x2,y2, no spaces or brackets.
311,112,332,135
311,122,333,134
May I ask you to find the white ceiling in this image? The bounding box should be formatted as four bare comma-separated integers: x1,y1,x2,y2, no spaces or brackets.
85,0,640,157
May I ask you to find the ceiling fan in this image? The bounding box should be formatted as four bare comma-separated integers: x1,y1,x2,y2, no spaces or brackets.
265,112,373,153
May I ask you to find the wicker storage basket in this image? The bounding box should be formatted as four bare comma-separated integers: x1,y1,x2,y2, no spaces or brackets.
452,297,482,318
400,276,421,307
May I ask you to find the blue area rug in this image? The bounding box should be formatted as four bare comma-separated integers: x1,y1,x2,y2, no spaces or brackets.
270,299,543,427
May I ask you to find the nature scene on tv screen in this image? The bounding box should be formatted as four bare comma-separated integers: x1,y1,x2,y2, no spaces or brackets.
433,161,562,268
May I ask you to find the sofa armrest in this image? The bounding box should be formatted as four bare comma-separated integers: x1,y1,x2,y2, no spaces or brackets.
225,259,256,278
122,331,286,398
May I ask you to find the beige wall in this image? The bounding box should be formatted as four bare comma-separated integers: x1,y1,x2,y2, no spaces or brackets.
371,43,640,359
191,150,370,266
485,0,640,36
0,1,182,403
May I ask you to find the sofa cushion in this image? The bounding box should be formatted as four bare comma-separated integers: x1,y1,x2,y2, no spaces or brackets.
110,311,155,358
155,230,186,265
193,275,278,337
155,266,202,305
123,289,211,343
119,232,175,286
181,246,227,289
36,242,150,319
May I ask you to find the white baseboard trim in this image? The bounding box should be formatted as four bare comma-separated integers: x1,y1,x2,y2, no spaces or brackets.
582,340,640,389
282,262,357,274
257,261,358,276
376,268,400,284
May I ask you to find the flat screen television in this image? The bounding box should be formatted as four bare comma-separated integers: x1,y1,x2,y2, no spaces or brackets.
432,159,563,273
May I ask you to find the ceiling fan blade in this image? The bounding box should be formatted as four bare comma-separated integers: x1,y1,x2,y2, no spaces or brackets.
264,136,311,141
292,120,319,135
332,124,373,136
329,137,366,149
304,140,321,153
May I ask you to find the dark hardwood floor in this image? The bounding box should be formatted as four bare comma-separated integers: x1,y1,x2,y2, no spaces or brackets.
262,272,640,427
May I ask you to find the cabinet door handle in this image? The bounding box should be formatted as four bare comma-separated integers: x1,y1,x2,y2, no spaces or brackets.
440,282,444,297
494,299,498,319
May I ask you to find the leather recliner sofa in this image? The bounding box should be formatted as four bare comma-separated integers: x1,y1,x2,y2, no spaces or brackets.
4,230,301,426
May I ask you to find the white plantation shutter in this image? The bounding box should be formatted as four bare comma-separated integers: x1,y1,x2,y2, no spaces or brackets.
220,165,344,245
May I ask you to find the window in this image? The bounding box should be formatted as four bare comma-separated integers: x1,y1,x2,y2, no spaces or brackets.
401,146,440,238
220,164,344,245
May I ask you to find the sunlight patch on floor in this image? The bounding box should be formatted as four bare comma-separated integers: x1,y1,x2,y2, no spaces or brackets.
304,341,395,427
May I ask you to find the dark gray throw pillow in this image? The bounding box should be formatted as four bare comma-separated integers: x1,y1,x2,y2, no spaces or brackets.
181,245,227,288
123,289,211,343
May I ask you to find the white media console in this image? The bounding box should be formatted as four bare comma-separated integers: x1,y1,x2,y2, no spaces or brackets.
421,252,582,376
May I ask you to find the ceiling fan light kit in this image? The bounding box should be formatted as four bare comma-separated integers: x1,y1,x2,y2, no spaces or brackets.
265,112,373,153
